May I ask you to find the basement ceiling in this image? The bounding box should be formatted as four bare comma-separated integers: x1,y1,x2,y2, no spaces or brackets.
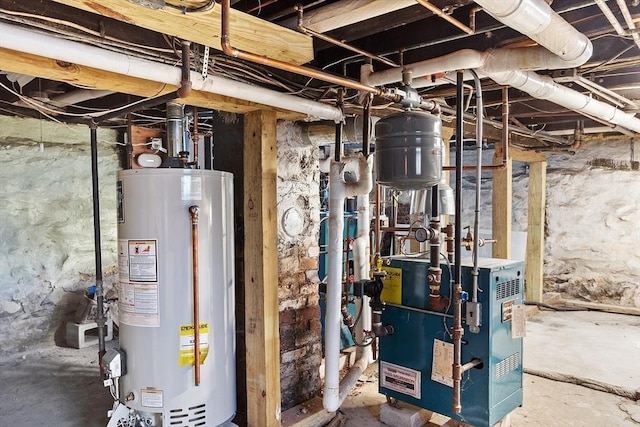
0,0,639,149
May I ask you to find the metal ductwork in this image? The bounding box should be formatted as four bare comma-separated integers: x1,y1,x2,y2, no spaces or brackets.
166,102,185,158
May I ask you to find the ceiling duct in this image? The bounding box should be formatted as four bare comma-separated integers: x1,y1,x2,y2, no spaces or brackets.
363,0,640,134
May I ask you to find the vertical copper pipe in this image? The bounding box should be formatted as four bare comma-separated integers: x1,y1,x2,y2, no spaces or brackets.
189,205,201,386
452,70,465,414
502,87,509,165
374,183,381,257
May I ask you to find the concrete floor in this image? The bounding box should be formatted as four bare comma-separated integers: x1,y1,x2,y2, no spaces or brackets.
1,310,639,426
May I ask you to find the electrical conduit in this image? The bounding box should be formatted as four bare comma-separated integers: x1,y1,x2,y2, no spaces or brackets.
325,154,373,412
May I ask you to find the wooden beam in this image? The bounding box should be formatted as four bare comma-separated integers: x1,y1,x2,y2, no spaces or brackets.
525,160,546,303
510,146,547,163
50,0,313,65
492,142,512,259
243,109,281,427
0,48,301,119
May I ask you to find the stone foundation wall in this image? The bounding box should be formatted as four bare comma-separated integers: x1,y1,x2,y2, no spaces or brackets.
0,116,119,353
276,121,322,410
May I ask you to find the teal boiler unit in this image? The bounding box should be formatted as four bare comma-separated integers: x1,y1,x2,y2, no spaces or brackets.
378,256,524,427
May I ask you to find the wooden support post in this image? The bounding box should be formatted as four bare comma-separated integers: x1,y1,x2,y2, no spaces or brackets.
243,110,281,427
525,160,547,303
492,143,512,259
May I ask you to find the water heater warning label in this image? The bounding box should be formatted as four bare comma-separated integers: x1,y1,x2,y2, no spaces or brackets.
118,239,160,327
179,323,210,367
380,361,421,399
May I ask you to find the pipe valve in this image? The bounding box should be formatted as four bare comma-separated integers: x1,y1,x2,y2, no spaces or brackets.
354,272,394,337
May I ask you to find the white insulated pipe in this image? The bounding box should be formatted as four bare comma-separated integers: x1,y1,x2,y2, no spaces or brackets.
486,69,640,133
324,154,373,412
362,0,640,134
474,0,592,64
353,193,373,363
0,23,343,122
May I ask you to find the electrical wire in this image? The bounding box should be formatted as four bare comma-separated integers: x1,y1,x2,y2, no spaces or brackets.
165,0,216,13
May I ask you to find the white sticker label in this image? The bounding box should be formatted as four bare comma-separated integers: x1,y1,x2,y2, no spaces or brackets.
128,240,157,282
118,282,160,327
181,176,202,201
380,361,421,399
511,304,527,338
141,388,163,408
118,240,130,283
431,339,454,387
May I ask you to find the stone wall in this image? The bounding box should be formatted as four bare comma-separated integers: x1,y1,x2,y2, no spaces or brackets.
455,139,639,307
0,116,120,353
276,121,322,410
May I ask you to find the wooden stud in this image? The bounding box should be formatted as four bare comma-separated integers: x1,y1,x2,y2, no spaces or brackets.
525,160,547,303
492,142,512,259
50,0,313,65
243,110,281,427
0,48,302,119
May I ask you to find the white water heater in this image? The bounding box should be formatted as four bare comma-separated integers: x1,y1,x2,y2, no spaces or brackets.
107,168,236,427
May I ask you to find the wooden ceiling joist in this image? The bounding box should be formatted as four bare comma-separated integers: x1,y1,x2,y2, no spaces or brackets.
49,0,314,65
0,48,301,119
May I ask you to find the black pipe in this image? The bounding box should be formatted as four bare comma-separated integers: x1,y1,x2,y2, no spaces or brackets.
335,89,344,162
362,94,372,157
90,124,106,378
454,72,464,287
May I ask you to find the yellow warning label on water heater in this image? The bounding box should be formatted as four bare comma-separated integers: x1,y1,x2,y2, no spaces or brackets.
178,322,209,367
380,267,402,304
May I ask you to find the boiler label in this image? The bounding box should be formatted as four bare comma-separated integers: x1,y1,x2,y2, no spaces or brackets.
380,361,421,399
431,339,454,387
179,322,210,367
380,267,403,304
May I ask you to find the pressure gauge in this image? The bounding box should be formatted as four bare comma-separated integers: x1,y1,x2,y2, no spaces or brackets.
415,227,429,243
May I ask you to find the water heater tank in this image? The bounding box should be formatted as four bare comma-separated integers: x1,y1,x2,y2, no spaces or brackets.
115,168,235,427
375,111,442,190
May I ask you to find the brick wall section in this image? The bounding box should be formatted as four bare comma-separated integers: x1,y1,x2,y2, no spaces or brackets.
276,121,322,410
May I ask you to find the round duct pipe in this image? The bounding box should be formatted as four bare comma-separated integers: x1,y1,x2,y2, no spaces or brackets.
300,116,376,146
375,111,442,190
166,102,185,158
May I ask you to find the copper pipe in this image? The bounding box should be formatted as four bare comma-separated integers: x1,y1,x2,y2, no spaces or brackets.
189,205,201,386
452,283,464,413
220,0,381,95
469,6,483,33
443,223,454,264
415,0,474,35
246,0,279,13
374,183,381,257
296,6,400,68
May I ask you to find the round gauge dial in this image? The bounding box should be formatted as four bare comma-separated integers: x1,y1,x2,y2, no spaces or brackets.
415,227,429,243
